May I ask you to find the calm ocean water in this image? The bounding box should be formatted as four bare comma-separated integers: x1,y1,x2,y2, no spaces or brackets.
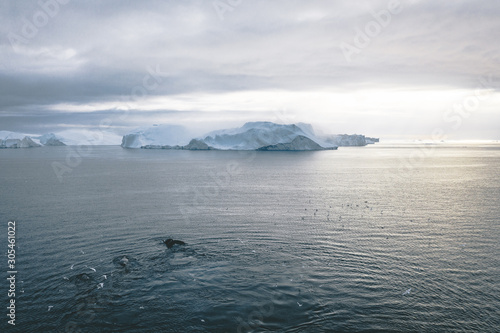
1,144,499,332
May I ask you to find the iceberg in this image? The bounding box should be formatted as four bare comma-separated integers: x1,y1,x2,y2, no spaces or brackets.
121,124,193,149
141,139,215,150
322,134,379,147
122,122,339,151
38,133,66,146
0,131,41,148
2,124,379,150
201,122,336,150
1,130,122,147
366,137,380,144
120,121,378,151
184,139,212,150
257,135,330,151
54,129,121,146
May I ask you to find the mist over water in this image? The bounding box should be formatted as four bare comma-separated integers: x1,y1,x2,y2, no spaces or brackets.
1,144,499,332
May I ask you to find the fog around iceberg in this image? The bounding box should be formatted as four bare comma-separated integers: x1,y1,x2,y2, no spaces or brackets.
1,122,377,149
1,0,499,140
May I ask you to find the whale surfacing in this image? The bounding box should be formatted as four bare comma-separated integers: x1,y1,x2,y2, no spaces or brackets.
164,239,186,249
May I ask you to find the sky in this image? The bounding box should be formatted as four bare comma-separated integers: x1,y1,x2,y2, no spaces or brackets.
0,0,499,141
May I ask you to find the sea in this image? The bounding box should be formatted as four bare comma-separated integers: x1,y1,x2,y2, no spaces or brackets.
1,143,499,332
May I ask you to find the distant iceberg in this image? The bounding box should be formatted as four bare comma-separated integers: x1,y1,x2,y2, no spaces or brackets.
38,133,66,146
1,124,378,150
54,129,121,146
1,129,122,147
322,134,379,147
0,131,69,148
121,124,194,149
120,121,378,151
0,131,41,148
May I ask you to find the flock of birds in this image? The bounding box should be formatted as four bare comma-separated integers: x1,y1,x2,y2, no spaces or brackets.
53,232,413,316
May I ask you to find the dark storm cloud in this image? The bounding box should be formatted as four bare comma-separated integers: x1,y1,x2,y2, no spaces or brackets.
0,0,499,137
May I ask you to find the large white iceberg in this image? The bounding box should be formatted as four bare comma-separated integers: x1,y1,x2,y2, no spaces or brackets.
201,122,329,150
120,121,380,150
121,122,344,151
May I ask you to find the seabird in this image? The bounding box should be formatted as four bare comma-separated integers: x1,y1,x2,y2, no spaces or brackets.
84,265,96,272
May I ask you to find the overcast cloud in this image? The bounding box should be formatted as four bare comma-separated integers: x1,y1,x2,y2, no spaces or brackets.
1,0,499,140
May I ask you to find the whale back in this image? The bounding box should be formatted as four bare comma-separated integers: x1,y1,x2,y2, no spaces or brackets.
164,238,185,248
